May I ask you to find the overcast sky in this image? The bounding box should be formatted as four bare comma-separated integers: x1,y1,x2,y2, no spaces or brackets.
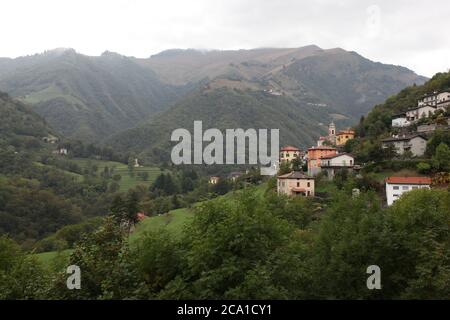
1,0,448,77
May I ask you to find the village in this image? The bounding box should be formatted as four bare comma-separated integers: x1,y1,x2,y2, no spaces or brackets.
275,89,450,206
206,89,449,206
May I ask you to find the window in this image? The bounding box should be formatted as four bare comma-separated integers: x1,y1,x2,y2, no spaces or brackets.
412,186,418,190
297,182,300,187
393,194,399,198
393,186,399,190
402,186,409,190
307,182,310,187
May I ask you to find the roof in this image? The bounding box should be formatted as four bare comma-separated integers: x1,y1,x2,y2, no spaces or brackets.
407,104,437,112
337,129,355,135
385,176,432,185
308,146,337,151
228,172,242,177
381,134,427,143
280,145,300,152
277,171,313,180
320,153,354,160
437,99,450,105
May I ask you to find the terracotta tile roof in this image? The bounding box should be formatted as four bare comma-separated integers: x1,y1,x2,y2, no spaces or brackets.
278,171,313,179
385,176,432,185
280,145,300,152
308,146,337,151
337,129,355,135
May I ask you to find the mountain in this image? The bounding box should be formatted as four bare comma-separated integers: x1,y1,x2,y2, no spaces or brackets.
0,45,427,150
0,49,189,141
109,87,353,163
141,46,427,117
0,91,53,150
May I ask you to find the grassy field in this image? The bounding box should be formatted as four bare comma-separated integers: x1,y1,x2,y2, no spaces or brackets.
129,208,195,243
34,161,84,182
33,208,194,268
34,249,73,269
71,158,163,191
33,183,269,268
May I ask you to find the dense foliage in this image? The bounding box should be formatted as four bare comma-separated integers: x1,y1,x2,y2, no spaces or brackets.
1,185,448,300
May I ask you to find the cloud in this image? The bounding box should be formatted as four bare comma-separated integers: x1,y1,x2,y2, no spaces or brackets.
0,0,448,77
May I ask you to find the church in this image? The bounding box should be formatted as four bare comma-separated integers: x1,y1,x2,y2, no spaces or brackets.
317,122,354,147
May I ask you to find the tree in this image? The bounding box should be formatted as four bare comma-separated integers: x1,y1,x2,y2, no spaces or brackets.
0,236,48,299
278,161,291,175
46,218,137,299
385,189,450,299
432,143,450,172
416,162,431,174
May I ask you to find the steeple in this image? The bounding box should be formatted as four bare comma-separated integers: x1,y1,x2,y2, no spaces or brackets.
328,121,336,136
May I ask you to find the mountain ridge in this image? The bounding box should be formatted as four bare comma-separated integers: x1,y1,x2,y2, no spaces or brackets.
0,45,427,148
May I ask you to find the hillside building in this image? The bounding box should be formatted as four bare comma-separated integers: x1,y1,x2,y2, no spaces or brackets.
307,146,337,176
209,176,220,185
335,129,355,146
279,146,303,163
385,176,431,206
277,171,315,197
320,153,355,179
405,105,437,122
391,113,411,128
418,91,450,108
381,134,427,157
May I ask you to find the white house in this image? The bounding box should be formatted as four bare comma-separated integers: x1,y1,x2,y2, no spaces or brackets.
405,105,437,122
381,134,427,157
391,114,411,128
319,153,355,179
418,91,450,107
385,176,431,206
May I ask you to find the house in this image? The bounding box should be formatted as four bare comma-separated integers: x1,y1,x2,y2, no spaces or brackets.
385,176,431,206
137,212,147,221
228,171,242,182
209,176,220,184
437,98,450,111
317,136,327,147
134,158,141,168
42,135,59,144
279,146,302,163
52,147,68,156
316,122,336,146
391,114,411,128
307,146,337,175
381,134,427,157
277,171,315,197
418,91,450,108
335,129,355,146
319,153,355,179
405,105,437,122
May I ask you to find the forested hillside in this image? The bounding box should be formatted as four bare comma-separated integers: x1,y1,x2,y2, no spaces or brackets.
0,49,189,141
0,46,426,146
109,87,345,163
357,71,450,138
